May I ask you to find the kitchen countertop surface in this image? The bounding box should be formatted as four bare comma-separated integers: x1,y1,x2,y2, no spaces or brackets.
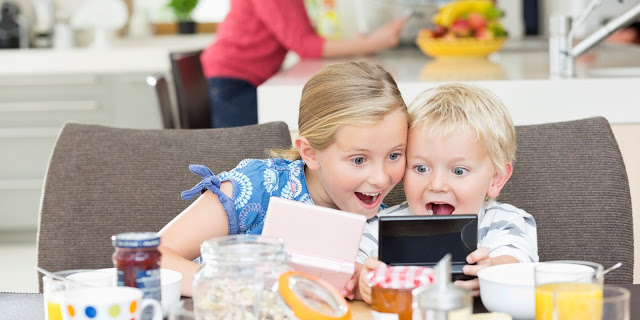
0,34,214,75
258,38,640,129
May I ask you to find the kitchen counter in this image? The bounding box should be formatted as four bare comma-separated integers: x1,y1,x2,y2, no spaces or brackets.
0,34,213,75
258,38,640,128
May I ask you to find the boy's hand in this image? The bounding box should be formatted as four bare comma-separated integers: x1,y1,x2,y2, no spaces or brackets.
340,264,359,300
454,247,491,296
454,247,519,296
358,258,387,304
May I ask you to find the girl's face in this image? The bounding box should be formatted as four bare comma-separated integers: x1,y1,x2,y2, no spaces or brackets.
308,109,408,219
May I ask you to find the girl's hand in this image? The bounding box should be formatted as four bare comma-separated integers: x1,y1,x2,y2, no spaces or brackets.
358,258,387,304
340,264,359,300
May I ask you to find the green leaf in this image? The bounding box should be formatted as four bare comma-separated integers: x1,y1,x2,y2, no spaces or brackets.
167,0,199,21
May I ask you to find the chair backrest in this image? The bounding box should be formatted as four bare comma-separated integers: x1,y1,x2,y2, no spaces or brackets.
169,50,211,129
499,117,633,284
36,122,292,291
384,117,633,284
146,74,175,129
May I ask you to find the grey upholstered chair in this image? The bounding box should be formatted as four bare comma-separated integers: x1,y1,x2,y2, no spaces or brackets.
385,116,633,284
36,122,292,291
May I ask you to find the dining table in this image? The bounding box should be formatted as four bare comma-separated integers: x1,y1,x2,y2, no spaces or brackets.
2,284,639,319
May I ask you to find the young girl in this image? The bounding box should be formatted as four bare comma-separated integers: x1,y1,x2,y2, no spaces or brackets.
158,61,409,297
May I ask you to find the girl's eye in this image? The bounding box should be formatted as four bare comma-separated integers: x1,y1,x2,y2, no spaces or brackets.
388,152,402,161
351,157,366,165
453,167,468,176
415,165,428,173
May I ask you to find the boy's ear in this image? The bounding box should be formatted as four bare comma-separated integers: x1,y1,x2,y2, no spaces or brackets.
295,136,320,170
487,162,513,198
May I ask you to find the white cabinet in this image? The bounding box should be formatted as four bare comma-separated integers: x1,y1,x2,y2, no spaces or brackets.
0,73,162,231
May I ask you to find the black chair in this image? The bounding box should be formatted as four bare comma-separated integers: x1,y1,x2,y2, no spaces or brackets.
146,74,175,129
169,50,211,129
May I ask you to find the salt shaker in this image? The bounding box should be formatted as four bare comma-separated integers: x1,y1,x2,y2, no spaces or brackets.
412,254,472,320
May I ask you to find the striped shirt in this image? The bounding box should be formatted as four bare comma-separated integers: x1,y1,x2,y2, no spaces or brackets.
357,200,539,264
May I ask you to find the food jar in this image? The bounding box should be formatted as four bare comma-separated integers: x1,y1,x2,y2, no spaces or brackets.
367,266,434,320
112,232,162,302
192,235,352,320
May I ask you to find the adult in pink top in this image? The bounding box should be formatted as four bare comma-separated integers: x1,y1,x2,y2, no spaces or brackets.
201,0,407,128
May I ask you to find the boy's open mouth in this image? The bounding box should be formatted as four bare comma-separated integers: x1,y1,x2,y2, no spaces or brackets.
355,192,381,206
426,202,455,215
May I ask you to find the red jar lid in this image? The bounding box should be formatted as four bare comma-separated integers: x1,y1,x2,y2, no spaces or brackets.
367,266,434,289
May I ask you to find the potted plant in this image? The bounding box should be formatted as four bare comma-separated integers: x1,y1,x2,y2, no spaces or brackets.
167,0,199,34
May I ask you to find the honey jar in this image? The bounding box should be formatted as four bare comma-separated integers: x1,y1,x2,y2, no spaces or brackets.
368,266,434,320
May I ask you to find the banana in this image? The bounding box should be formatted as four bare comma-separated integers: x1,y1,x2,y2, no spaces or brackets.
432,0,495,27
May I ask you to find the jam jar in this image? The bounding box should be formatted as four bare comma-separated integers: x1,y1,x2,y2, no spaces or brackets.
368,266,434,320
112,232,162,302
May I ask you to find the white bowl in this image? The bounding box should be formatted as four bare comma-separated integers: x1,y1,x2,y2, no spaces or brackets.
97,268,182,316
477,262,535,320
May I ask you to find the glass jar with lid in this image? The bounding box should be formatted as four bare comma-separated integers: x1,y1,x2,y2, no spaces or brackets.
192,234,352,320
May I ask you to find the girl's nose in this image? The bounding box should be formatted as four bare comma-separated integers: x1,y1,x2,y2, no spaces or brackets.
368,164,392,188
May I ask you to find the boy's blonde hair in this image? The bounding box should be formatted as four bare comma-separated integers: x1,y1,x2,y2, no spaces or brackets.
409,83,515,176
272,61,408,160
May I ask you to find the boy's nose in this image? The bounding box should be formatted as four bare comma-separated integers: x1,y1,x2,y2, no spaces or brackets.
428,171,449,192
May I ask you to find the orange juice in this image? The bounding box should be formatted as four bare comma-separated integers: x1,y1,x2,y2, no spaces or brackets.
535,282,603,320
45,292,64,320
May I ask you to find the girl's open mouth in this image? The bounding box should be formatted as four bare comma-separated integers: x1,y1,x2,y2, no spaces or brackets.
355,192,381,207
426,202,455,215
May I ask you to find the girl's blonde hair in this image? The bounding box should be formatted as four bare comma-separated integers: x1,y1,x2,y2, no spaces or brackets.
271,61,408,160
409,83,516,176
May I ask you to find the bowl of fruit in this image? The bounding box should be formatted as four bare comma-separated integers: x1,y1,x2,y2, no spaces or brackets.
416,0,508,59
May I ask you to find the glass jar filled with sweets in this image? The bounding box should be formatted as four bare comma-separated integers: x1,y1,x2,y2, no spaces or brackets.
368,266,434,320
193,234,352,320
112,232,162,302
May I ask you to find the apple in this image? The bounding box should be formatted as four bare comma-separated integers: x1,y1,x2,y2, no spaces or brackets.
475,27,494,40
468,12,488,31
450,18,472,37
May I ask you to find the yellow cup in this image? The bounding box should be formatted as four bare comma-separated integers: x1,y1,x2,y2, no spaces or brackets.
534,261,604,320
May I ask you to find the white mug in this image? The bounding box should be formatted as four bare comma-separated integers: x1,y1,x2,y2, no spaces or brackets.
62,287,162,320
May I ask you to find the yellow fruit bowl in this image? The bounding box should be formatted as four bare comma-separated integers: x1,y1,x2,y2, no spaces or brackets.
415,37,507,59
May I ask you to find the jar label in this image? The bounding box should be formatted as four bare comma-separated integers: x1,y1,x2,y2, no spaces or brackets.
117,269,161,301
371,310,399,320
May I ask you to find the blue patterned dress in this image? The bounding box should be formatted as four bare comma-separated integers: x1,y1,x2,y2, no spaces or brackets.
181,158,314,235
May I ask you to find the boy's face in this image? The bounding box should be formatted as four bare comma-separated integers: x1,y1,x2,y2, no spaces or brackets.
403,125,511,216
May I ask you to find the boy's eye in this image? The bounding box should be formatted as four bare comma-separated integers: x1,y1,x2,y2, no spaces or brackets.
351,157,366,165
453,167,468,175
388,152,402,161
415,165,428,173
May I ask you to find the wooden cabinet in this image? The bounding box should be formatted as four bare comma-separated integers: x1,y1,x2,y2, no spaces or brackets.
0,73,162,231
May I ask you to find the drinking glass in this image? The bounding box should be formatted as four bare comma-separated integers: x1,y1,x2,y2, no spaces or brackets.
534,260,604,320
169,299,195,320
602,285,630,320
43,269,114,320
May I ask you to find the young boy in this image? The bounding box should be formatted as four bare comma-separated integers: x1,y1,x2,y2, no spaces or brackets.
356,83,538,303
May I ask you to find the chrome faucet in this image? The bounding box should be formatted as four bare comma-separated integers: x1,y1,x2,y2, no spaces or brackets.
549,0,640,77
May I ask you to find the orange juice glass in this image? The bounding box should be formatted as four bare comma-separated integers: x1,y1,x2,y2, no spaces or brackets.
42,269,113,320
534,261,604,320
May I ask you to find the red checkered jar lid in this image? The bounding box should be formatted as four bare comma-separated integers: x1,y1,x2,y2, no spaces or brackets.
367,266,435,289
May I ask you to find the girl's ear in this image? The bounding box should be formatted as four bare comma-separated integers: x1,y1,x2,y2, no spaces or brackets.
295,136,320,170
487,162,513,198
